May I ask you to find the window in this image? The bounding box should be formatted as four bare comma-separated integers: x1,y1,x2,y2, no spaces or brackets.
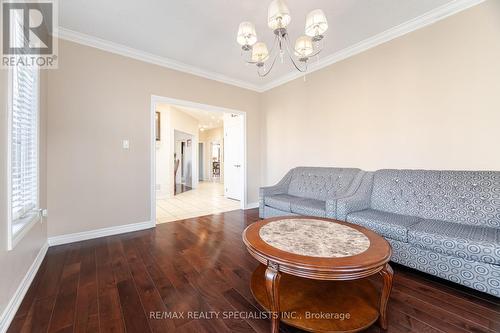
7,11,40,250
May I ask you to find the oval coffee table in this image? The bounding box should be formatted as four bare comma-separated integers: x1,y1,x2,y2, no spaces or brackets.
242,216,393,333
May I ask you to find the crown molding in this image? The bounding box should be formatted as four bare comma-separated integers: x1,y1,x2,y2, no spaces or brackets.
260,0,485,92
57,28,263,92
58,0,484,93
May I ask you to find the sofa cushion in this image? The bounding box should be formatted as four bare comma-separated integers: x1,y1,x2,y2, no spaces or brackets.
371,169,500,228
408,219,500,265
263,206,299,218
371,169,431,218
290,198,326,217
264,194,302,212
287,167,363,201
346,209,421,242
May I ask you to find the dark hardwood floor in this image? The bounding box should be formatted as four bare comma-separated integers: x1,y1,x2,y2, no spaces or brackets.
8,209,500,333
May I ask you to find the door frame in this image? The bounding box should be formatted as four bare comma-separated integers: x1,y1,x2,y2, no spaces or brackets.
223,114,244,201
150,95,248,226
198,142,204,181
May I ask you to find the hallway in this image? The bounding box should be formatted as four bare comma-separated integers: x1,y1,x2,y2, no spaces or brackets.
156,181,240,223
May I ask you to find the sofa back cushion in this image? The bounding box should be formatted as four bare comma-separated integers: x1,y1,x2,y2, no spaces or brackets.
371,169,500,228
287,167,363,201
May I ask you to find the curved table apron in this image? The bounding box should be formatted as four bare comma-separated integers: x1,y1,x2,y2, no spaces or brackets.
243,217,393,333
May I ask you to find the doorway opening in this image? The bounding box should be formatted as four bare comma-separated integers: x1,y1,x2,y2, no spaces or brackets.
151,96,246,224
174,130,194,195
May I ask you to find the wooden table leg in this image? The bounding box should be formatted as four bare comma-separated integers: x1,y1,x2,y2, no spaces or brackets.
378,263,394,330
265,262,281,333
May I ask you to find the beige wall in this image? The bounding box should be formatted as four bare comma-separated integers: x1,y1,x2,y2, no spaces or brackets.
0,69,48,320
47,39,261,237
261,1,500,184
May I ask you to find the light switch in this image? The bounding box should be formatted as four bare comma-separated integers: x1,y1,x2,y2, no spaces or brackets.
122,139,130,149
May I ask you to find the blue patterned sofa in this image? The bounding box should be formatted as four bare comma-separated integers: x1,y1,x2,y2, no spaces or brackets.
336,169,500,297
259,167,365,219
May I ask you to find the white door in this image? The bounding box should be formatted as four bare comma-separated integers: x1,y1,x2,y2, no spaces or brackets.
224,114,243,201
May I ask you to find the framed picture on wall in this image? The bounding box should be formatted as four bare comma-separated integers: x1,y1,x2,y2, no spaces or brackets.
155,111,161,141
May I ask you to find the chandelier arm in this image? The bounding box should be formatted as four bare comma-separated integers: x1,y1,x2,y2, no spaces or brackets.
287,53,307,73
309,39,324,58
267,34,280,59
282,34,307,72
259,34,279,67
257,52,279,77
308,48,322,59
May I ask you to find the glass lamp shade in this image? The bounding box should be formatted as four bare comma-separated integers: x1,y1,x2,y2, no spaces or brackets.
236,21,257,47
294,36,314,59
251,42,269,63
305,9,328,38
268,0,291,30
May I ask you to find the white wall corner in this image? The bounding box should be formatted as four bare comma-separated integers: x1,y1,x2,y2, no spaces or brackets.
0,242,49,333
47,220,154,247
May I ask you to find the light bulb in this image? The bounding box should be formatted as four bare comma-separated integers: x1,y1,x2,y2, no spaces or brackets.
251,42,269,63
305,9,328,40
294,36,313,59
268,0,291,30
236,21,257,48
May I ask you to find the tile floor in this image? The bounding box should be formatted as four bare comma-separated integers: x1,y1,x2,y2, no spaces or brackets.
156,181,241,223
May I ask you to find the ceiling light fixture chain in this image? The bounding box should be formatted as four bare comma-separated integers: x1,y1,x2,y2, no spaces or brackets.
236,0,328,78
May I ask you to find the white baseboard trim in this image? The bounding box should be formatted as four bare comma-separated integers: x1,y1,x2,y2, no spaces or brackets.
245,202,259,209
48,220,154,247
0,242,48,333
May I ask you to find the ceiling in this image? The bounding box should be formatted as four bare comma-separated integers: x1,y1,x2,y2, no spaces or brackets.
173,130,193,141
169,105,224,131
59,0,467,90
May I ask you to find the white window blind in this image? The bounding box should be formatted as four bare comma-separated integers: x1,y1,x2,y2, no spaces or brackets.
9,9,39,235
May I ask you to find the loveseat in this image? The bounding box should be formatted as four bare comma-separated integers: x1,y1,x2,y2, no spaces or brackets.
260,168,500,296
259,167,365,219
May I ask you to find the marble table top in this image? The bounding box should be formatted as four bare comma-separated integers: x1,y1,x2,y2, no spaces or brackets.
259,219,370,258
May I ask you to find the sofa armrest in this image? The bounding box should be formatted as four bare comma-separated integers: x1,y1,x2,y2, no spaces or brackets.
336,173,374,221
325,171,366,219
260,185,287,197
259,169,294,218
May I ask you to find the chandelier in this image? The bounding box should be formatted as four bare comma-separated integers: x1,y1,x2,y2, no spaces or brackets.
236,0,328,77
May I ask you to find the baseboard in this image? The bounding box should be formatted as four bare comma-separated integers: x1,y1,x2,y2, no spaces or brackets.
0,242,48,333
245,202,259,209
48,220,154,247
